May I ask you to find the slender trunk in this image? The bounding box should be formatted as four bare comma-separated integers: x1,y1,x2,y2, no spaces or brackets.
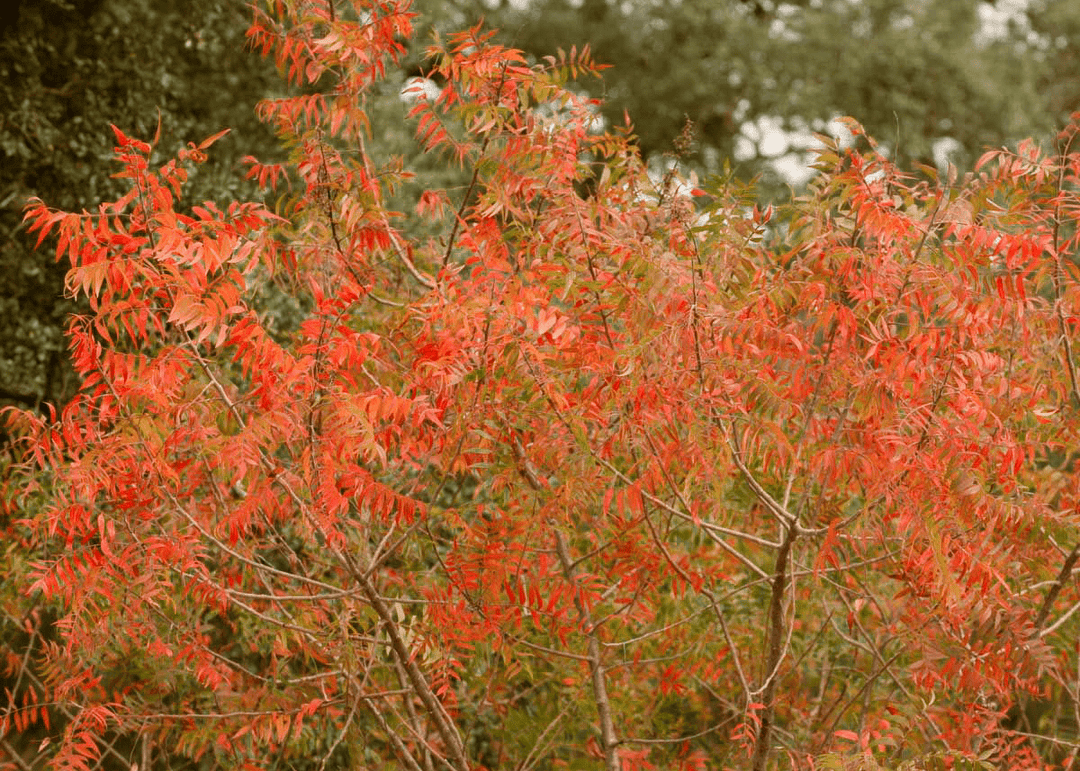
356,572,471,771
751,526,794,771
555,530,621,771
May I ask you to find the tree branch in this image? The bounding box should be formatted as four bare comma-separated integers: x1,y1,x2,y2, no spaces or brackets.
750,524,795,771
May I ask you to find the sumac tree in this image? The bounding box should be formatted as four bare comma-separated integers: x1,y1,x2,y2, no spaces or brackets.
4,1,1080,770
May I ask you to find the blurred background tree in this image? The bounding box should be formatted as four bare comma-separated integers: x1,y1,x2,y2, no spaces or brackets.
0,0,278,412
466,0,1072,184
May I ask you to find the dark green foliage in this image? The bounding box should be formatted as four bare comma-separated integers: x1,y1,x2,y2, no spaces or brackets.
0,0,278,412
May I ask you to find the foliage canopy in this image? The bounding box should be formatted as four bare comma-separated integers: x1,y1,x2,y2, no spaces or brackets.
4,1,1080,770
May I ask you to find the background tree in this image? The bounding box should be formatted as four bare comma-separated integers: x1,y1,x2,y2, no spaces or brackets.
0,0,279,412
476,0,1068,183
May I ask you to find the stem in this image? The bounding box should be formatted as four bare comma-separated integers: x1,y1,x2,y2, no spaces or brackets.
354,570,470,771
750,525,794,771
1052,126,1080,407
441,62,510,267
553,531,621,771
1035,543,1080,631
511,429,620,769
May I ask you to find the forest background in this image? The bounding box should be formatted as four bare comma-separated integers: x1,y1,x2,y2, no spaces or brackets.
3,1,1080,770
